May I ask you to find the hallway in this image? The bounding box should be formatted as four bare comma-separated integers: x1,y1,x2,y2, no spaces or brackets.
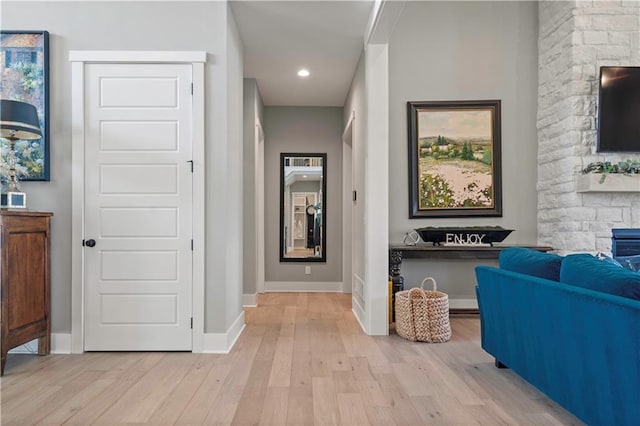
1,293,580,425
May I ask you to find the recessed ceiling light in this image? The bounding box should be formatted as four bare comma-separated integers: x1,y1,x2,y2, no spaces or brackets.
303,175,308,178
297,69,310,77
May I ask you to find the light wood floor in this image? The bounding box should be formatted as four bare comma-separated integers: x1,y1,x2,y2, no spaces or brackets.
1,293,582,425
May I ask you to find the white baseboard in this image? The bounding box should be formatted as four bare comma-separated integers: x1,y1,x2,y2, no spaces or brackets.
52,333,72,353
9,324,250,355
9,333,72,355
242,293,257,307
351,301,366,334
202,311,245,354
352,274,365,305
265,281,343,292
449,298,478,310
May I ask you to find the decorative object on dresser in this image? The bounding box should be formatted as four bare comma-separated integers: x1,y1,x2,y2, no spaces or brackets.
0,210,53,375
0,100,43,208
415,226,514,246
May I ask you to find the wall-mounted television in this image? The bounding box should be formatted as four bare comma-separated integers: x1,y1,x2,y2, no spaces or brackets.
598,66,640,152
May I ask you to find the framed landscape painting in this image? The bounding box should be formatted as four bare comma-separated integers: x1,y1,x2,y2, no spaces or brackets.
0,30,50,181
407,100,502,218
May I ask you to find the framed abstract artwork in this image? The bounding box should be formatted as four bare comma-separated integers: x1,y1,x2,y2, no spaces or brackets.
1,30,50,181
407,100,502,218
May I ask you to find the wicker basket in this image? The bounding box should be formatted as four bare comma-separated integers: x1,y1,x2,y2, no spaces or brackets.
395,277,451,343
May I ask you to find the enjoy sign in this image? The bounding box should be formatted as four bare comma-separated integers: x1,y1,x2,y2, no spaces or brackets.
445,233,487,245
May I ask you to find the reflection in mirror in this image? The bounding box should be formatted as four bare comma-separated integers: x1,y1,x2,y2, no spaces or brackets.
280,153,327,262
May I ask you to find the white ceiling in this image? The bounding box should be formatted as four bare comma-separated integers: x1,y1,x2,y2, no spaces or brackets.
229,0,374,107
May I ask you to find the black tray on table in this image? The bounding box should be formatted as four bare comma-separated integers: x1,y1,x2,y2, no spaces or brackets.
415,226,513,246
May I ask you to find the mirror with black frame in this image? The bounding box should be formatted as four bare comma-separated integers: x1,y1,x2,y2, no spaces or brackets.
280,153,327,262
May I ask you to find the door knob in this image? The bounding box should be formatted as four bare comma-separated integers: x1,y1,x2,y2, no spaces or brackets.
84,239,96,247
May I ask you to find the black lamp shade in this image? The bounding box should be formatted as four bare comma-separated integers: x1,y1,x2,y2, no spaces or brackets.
0,99,42,140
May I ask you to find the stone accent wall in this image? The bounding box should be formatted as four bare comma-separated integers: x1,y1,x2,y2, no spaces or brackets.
537,0,640,254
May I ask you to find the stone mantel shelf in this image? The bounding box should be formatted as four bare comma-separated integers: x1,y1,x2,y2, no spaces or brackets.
577,174,640,193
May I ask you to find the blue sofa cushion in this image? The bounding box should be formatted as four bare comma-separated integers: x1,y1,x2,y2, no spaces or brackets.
560,254,640,300
499,247,563,281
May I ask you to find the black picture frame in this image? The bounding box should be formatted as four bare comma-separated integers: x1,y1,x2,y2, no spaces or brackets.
407,100,502,218
1,30,50,181
279,153,327,263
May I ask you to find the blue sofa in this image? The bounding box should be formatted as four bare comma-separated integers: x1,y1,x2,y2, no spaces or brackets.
475,248,640,425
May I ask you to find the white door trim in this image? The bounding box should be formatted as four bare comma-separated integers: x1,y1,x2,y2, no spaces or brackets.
255,120,265,295
342,111,355,296
70,51,206,353
68,50,206,64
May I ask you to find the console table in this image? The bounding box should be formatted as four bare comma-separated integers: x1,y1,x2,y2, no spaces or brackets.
389,244,554,314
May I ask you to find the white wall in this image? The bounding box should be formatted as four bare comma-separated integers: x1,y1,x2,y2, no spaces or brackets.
387,1,539,299
2,1,244,335
264,107,343,284
364,43,391,334
223,6,244,330
342,42,391,335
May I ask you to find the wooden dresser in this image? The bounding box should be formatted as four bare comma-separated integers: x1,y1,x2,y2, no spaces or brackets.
1,210,53,375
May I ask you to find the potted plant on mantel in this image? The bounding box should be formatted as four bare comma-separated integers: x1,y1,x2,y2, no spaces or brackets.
577,159,640,192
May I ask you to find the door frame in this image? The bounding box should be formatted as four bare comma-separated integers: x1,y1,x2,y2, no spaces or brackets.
342,111,355,296
69,51,206,353
255,120,265,295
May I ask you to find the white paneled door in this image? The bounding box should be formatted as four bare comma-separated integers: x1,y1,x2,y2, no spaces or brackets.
83,63,193,351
